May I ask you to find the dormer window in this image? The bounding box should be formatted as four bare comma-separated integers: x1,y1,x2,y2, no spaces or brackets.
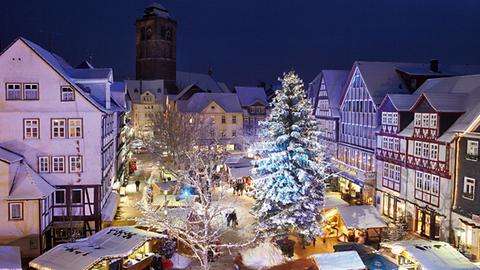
61,86,75,101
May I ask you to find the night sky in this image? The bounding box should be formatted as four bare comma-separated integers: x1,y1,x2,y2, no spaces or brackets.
2,0,480,87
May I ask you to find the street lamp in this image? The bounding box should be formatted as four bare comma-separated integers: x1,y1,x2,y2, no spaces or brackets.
454,227,466,251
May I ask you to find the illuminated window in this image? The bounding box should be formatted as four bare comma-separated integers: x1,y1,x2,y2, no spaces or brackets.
24,119,39,139
69,119,82,138
52,119,66,138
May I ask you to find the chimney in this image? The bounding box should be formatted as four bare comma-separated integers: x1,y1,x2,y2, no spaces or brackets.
105,83,111,110
430,59,439,73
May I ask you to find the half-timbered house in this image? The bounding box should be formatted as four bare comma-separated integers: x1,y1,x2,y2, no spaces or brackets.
0,37,127,251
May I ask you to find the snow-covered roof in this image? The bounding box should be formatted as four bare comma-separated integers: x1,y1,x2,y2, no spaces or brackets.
310,70,349,117
337,205,387,229
229,166,253,179
144,2,172,19
311,251,366,270
0,246,22,270
354,61,414,106
413,74,480,142
397,122,415,137
324,193,349,209
383,240,478,270
178,92,243,113
0,147,22,163
66,68,112,80
29,227,166,270
382,94,420,112
111,82,128,108
235,86,268,107
101,192,120,222
15,37,119,113
177,71,228,93
396,64,480,77
7,161,55,200
126,79,164,103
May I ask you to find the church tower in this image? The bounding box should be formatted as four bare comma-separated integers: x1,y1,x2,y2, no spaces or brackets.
135,3,177,92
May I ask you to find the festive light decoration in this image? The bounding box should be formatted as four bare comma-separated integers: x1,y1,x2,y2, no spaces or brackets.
252,71,328,242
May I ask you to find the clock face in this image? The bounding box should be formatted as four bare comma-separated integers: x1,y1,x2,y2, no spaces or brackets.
146,27,152,38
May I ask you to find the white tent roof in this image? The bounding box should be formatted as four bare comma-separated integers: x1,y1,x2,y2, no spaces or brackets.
324,193,349,209
383,240,479,270
311,251,366,270
337,205,387,229
29,227,165,270
0,246,22,270
101,192,120,222
229,166,253,179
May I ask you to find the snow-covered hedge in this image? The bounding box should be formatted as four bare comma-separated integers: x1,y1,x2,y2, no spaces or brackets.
240,243,285,269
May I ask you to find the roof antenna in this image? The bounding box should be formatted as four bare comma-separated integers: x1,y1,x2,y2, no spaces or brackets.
208,64,213,76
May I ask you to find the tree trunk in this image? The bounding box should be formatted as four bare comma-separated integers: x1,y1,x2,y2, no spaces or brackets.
202,250,210,270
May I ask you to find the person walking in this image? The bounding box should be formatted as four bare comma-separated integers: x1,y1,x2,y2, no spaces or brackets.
231,210,238,228
135,180,141,192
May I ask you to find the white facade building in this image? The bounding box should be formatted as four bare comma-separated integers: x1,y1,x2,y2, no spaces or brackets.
0,37,127,252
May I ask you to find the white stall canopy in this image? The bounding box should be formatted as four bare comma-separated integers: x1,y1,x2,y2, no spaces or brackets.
337,205,387,230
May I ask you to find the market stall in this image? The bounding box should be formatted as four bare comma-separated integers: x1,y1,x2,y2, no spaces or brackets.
381,240,479,270
311,251,367,270
0,246,22,270
29,226,166,270
336,205,387,244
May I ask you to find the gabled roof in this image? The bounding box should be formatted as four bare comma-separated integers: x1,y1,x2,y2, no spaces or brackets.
309,70,349,117
381,94,420,112
10,37,115,112
66,68,112,81
177,71,228,93
178,92,243,113
0,147,54,200
396,64,480,77
234,86,268,107
0,147,22,163
413,74,480,142
353,61,415,105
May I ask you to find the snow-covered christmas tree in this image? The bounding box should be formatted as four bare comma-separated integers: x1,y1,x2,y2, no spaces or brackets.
252,71,328,243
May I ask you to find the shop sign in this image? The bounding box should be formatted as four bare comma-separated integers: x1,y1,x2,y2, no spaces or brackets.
473,214,480,224
333,162,357,176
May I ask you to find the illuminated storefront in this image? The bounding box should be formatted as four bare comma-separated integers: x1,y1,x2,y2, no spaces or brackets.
382,193,406,221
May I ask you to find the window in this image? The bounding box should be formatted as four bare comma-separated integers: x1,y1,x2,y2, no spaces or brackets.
71,189,82,205
432,175,440,195
68,119,82,138
382,112,387,125
386,113,392,125
430,114,437,129
232,130,236,137
55,190,66,204
467,140,479,161
423,173,431,192
416,171,423,189
383,137,388,149
414,113,422,127
463,177,475,200
422,142,430,159
6,83,21,100
23,83,39,100
394,138,400,151
414,141,422,157
24,119,39,139
69,156,82,173
430,144,438,160
388,137,394,150
232,115,237,124
221,115,226,124
52,156,65,173
38,157,49,173
8,202,23,220
392,113,398,125
422,114,430,128
51,119,66,138
61,86,75,101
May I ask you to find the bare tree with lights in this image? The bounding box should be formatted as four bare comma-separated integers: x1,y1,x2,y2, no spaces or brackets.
137,144,256,270
141,102,210,173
